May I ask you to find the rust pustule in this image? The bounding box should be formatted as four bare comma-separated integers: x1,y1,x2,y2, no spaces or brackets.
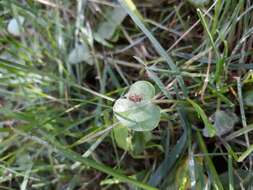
128,94,143,103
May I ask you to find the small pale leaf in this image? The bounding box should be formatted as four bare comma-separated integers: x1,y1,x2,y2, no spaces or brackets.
188,0,209,7
96,6,127,40
244,91,253,107
68,43,92,65
203,110,238,137
7,16,25,36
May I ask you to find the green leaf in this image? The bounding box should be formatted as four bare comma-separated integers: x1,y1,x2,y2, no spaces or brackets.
113,100,160,131
126,80,155,101
113,81,160,131
113,125,131,151
203,110,238,137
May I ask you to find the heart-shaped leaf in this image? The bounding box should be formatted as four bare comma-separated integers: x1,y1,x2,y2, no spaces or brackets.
113,99,160,131
113,81,160,131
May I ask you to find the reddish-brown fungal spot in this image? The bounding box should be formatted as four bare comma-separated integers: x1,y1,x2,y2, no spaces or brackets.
128,94,143,103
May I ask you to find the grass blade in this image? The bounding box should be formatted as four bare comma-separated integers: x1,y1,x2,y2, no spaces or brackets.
118,0,187,96
38,130,158,190
187,98,216,137
228,155,234,190
196,132,224,190
148,107,188,186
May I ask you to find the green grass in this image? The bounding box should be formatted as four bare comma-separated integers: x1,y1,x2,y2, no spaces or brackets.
1,0,253,189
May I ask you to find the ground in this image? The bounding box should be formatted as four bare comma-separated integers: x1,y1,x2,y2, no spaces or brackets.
0,0,253,189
